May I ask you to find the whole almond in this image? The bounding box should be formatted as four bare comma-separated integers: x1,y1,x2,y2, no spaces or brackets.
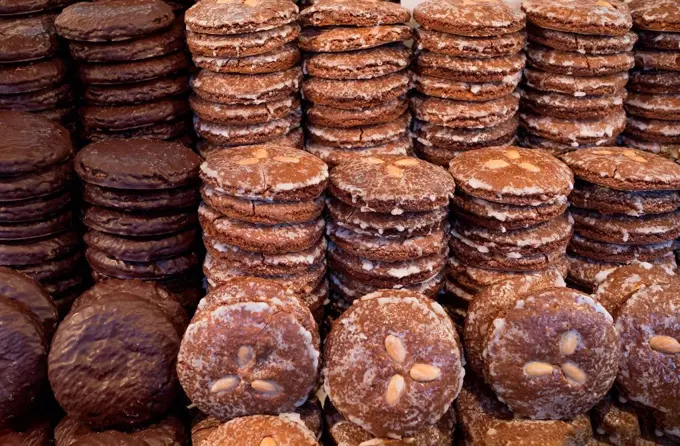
253,148,268,159
560,331,580,356
409,364,441,382
273,156,300,163
210,376,240,393
649,335,680,354
561,362,587,385
505,149,521,159
237,346,254,368
524,362,554,377
384,335,406,364
394,158,420,167
236,157,260,166
484,159,510,169
386,374,405,406
251,380,281,395
259,437,278,446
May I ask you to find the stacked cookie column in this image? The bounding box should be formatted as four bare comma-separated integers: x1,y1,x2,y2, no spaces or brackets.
0,112,87,311
445,147,574,321
519,0,635,155
300,0,413,166
560,147,680,293
326,156,454,314
0,8,75,130
55,0,192,144
622,0,680,159
411,0,525,166
74,139,204,310
199,146,329,319
184,0,303,159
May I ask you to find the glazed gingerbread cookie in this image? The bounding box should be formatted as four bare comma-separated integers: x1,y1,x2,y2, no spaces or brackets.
324,290,464,437
414,0,525,37
465,274,619,419
177,277,320,420
206,415,319,446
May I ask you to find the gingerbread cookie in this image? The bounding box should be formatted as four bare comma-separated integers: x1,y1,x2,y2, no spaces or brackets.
411,94,519,129
191,67,301,105
526,44,634,77
298,25,411,53
177,277,319,420
307,113,409,149
625,92,680,121
415,28,525,58
627,116,680,144
0,14,59,63
185,0,298,35
628,70,680,95
324,290,464,437
192,43,300,74
520,110,627,145
523,0,632,36
523,68,629,97
629,0,680,32
306,97,407,129
302,71,409,109
0,58,67,95
82,73,190,105
414,0,525,37
572,208,680,245
206,415,319,446
635,49,680,72
569,233,674,263
298,0,409,28
416,52,525,83
527,24,637,55
521,87,626,120
76,51,189,85
413,72,522,102
561,147,680,191
186,24,300,58
637,30,680,51
414,115,518,154
302,45,410,80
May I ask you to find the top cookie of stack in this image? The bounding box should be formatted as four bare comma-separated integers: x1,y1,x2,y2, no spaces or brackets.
411,0,525,166
185,0,303,159
56,0,192,144
623,0,680,159
300,0,413,166
519,0,635,155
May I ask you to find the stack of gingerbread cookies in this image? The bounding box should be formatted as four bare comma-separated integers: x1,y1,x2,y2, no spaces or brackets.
0,5,75,130
446,147,574,320
622,0,680,159
561,147,680,292
326,156,454,313
300,0,412,166
0,112,87,310
199,146,329,318
75,139,204,309
185,0,303,159
410,0,525,166
519,0,635,154
55,0,192,144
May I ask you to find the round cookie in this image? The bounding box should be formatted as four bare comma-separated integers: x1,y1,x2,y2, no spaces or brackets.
415,28,525,58
414,114,518,153
456,192,567,230
82,205,197,237
594,262,676,316
521,87,626,120
177,277,319,420
527,25,637,55
199,204,324,255
82,119,191,143
330,155,454,214
0,209,72,241
0,163,73,206
561,147,680,191
191,67,301,105
303,45,410,80
193,112,300,146
518,130,617,156
75,138,200,190
192,43,300,74
186,24,299,58
0,231,79,267
200,145,328,202
570,182,680,216
67,19,184,62
480,285,619,419
449,146,573,206
305,138,412,167
0,83,74,113
627,116,680,144
414,0,525,37
302,71,409,109
0,190,71,223
635,49,680,72
55,0,174,42
83,228,196,262
205,236,326,276
80,99,190,132
619,135,680,160
330,270,444,303
624,93,680,121
0,111,72,176
201,187,323,226
82,183,199,211
76,51,189,85
55,414,187,446
307,113,409,149
569,233,674,262
49,293,181,428
416,52,524,84
628,70,680,95
0,58,67,95
324,290,463,438
572,208,680,245
637,30,680,51
191,95,299,125
411,94,519,129
206,415,319,446
306,97,407,128
185,0,298,36
299,0,409,27
326,196,447,238
629,0,680,32
0,0,72,16
522,0,632,36
413,71,522,102
82,73,190,105
0,414,51,446
616,283,680,414
197,128,304,158
526,44,634,77
0,14,58,63
0,296,47,427
298,25,411,53
520,110,626,145
523,68,628,97
85,248,199,280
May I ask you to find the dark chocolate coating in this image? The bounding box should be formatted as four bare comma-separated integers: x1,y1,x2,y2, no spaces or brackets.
0,266,57,340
